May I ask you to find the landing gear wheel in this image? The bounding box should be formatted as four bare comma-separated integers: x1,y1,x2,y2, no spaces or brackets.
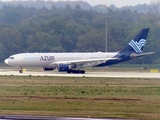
67,70,72,73
76,70,81,74
72,70,77,74
19,70,23,73
67,70,85,74
80,70,85,74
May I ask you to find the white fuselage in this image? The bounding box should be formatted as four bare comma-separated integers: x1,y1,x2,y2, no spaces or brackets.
5,52,118,68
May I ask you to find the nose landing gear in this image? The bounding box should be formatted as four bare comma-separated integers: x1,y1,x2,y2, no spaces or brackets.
19,68,26,73
19,70,23,73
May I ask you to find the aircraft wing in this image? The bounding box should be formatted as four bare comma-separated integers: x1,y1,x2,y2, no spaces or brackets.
50,57,117,68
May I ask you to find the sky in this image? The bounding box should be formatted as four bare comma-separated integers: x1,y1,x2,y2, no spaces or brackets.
53,0,154,7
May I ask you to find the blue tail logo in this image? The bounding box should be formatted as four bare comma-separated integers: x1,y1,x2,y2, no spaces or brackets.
128,39,146,53
119,28,149,53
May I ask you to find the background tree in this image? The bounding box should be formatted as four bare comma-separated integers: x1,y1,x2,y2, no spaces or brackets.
0,2,158,64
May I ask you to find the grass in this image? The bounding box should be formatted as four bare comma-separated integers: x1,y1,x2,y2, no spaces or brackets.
0,76,159,119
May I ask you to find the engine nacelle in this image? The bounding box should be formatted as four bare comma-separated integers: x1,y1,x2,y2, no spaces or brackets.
43,67,54,71
57,64,71,72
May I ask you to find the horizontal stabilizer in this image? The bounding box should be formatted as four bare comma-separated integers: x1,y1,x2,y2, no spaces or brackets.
130,52,155,58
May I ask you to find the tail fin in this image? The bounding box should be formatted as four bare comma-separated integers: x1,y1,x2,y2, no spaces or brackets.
120,28,149,53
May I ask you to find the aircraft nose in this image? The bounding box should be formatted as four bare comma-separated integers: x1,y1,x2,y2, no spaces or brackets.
4,59,8,64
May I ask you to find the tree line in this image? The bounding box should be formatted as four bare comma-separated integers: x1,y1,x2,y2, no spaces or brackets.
0,4,160,64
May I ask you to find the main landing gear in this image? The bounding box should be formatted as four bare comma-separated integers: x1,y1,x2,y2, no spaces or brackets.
67,69,85,74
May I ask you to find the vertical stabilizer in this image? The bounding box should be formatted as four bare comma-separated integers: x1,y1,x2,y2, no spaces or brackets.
120,28,149,53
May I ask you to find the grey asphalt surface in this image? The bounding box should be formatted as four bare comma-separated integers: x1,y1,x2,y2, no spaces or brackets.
0,115,131,120
0,69,159,78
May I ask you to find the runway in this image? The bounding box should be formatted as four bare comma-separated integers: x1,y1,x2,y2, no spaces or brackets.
0,69,159,78
0,115,127,120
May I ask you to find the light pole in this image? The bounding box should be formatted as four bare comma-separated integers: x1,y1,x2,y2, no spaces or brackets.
105,16,111,52
101,15,110,52
105,16,107,52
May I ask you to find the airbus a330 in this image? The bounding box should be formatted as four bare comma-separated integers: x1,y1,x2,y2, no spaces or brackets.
4,28,154,74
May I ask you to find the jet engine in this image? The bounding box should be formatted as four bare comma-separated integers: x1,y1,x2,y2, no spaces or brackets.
57,64,71,72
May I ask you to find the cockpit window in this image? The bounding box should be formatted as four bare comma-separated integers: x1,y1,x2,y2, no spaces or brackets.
9,57,14,59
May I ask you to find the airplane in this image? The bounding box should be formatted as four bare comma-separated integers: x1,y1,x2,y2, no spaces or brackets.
4,28,154,74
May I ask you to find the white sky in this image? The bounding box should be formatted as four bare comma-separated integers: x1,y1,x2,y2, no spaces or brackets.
52,0,154,7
